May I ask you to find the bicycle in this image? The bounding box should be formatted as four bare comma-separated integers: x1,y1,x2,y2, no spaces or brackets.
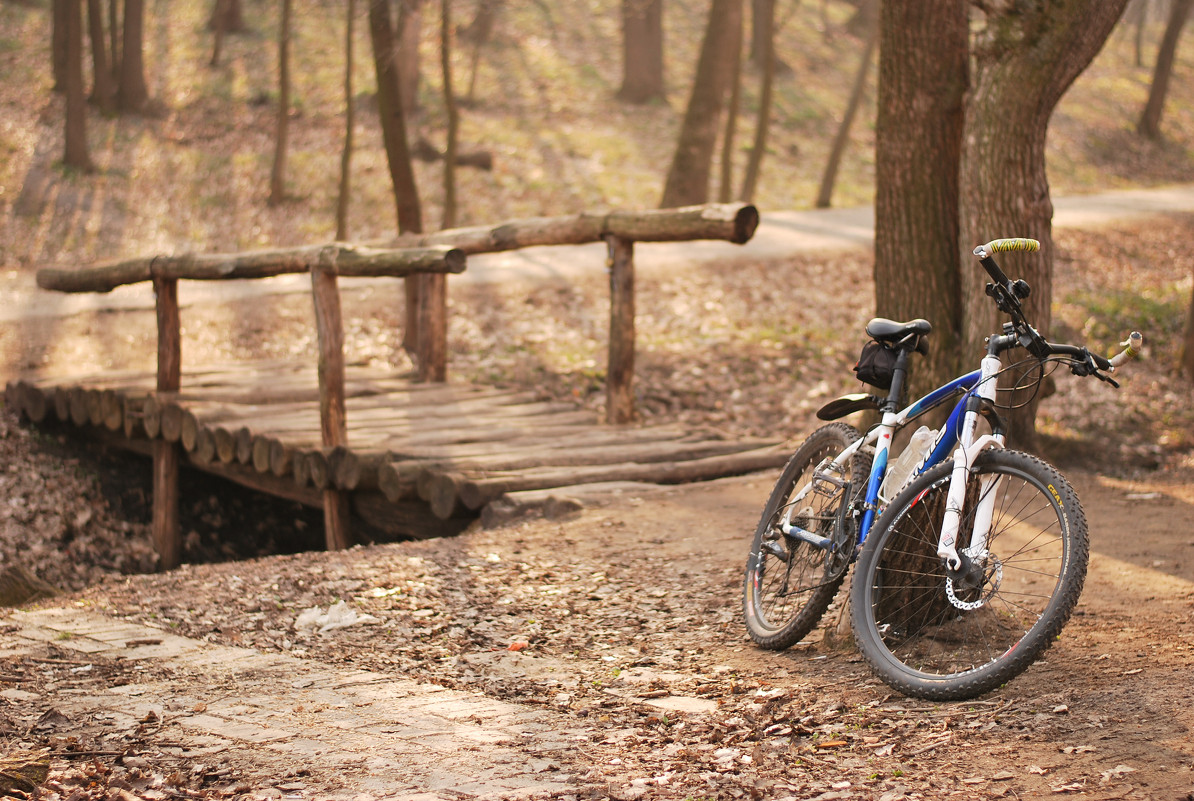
742,237,1143,700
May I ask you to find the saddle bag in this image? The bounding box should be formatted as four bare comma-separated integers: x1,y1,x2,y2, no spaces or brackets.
854,340,897,389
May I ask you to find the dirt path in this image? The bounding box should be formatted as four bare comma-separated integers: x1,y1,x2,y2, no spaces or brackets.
4,464,1193,800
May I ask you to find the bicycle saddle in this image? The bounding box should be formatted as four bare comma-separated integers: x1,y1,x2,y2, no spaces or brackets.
865,317,932,343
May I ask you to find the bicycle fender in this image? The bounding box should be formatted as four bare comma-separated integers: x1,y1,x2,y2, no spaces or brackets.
816,393,881,421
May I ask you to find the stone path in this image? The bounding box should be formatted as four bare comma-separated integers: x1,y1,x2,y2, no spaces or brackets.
4,606,588,799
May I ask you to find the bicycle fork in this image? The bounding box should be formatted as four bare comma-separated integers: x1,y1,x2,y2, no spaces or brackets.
936,354,1005,573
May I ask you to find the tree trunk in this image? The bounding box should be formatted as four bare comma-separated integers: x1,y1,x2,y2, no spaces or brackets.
397,0,423,117
441,0,458,229
1137,0,1193,139
815,0,877,209
117,0,149,112
87,0,116,113
63,0,94,171
369,0,423,233
618,0,665,104
718,6,743,203
959,0,1128,450
740,0,777,202
210,0,228,66
108,0,120,80
368,0,426,362
52,0,70,91
1182,278,1194,377
269,0,292,206
659,0,743,208
873,0,966,400
337,0,355,240
208,0,244,32
463,0,497,102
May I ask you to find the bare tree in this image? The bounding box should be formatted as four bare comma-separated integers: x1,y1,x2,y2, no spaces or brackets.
717,5,743,203
461,0,498,102
1137,0,1193,139
398,0,424,117
87,0,116,114
336,0,356,241
269,0,292,206
441,0,459,229
52,0,70,91
618,0,665,103
63,0,94,171
659,0,744,208
740,0,782,202
117,0,149,112
815,0,877,208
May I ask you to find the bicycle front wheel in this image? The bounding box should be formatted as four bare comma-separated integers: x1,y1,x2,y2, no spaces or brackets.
850,449,1089,700
744,423,868,650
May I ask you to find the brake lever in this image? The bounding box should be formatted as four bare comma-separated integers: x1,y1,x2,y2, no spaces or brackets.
1094,370,1120,389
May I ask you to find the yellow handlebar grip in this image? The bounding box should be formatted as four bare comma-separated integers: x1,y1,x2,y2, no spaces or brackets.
984,238,1041,254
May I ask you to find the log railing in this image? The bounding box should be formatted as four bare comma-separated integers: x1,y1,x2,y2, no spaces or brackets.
32,203,758,568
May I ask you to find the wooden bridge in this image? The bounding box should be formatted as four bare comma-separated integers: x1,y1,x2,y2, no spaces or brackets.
8,203,784,570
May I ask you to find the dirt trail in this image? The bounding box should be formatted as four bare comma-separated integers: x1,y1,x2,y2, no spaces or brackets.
4,464,1193,800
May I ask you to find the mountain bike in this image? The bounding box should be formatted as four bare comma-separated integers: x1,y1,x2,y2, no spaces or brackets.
742,237,1142,700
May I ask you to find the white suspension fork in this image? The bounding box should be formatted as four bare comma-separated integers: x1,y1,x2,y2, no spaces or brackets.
936,355,1006,571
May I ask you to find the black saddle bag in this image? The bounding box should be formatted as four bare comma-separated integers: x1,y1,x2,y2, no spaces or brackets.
854,340,897,389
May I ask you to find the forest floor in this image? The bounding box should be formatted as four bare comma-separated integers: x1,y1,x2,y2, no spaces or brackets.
2,210,1194,800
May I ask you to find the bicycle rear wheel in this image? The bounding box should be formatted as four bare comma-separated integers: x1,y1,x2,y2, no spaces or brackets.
850,449,1088,700
743,423,868,650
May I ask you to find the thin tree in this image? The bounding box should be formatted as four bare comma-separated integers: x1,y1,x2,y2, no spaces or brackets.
441,0,459,229
959,0,1129,448
369,0,426,367
398,0,424,117
336,0,355,241
815,0,877,208
1137,0,1193,139
873,0,967,399
462,0,497,102
269,0,292,206
618,0,665,104
740,0,784,202
659,0,744,208
52,0,70,91
63,0,94,171
117,0,149,112
210,0,229,67
87,0,116,114
718,5,743,203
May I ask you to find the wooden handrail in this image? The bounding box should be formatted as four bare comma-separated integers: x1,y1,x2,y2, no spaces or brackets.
389,202,760,253
36,243,466,293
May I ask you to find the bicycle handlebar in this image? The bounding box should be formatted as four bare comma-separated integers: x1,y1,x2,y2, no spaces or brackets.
973,237,1143,386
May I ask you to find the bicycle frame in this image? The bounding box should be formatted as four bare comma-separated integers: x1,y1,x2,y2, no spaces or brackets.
779,359,1005,565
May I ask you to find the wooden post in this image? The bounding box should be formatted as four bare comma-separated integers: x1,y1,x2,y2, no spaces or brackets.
311,249,352,549
152,275,182,570
416,273,448,381
606,234,636,424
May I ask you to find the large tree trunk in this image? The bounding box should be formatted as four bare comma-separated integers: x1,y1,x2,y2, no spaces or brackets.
117,0,149,112
959,0,1128,450
618,0,665,104
64,0,93,171
659,0,743,208
873,0,967,399
269,0,292,206
1137,0,1193,139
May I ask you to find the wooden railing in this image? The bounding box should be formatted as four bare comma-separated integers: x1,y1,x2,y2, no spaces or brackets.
33,203,758,568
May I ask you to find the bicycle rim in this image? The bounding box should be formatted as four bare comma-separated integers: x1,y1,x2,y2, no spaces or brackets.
851,450,1088,699
744,424,864,649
